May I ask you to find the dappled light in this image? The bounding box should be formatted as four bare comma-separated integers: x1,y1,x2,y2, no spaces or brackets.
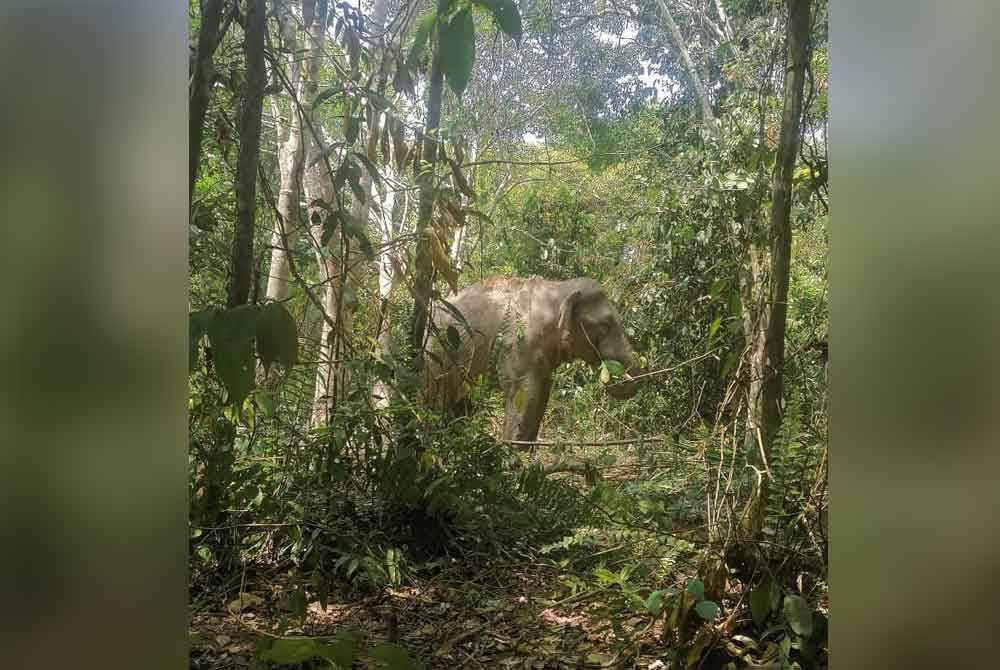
188,0,827,667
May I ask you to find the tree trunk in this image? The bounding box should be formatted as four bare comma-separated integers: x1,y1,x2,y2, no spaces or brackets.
264,0,309,303
655,0,718,134
408,39,445,360
310,0,406,425
743,0,811,538
190,0,227,204
373,163,404,408
227,0,267,308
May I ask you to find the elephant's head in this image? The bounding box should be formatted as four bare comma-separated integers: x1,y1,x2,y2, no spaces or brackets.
556,279,646,399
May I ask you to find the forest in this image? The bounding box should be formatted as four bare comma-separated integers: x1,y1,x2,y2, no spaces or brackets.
187,0,828,667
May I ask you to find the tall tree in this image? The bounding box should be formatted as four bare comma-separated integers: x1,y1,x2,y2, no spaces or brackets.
655,0,718,134
744,0,812,537
190,0,229,203
228,0,268,307
264,0,310,303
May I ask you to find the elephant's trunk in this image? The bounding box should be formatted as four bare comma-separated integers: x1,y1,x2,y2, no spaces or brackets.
606,355,646,400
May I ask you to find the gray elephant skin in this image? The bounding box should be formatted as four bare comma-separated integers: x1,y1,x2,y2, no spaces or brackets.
423,276,645,442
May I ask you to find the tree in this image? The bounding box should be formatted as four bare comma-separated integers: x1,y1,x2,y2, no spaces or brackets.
228,0,268,307
743,0,812,538
190,0,229,204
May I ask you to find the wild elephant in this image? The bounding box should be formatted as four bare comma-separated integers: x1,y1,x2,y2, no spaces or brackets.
423,276,646,442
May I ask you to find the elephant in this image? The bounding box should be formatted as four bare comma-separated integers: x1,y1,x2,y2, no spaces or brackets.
422,276,646,442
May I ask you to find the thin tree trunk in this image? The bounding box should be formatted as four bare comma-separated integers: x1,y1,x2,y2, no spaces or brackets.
265,0,309,303
373,164,403,408
744,0,811,537
228,0,267,307
190,0,228,204
310,0,406,425
655,0,718,133
409,39,445,359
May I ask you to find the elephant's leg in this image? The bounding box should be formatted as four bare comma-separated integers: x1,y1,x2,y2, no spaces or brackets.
502,373,554,444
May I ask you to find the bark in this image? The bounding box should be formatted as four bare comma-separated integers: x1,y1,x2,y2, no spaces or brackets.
190,0,228,204
744,0,811,537
373,163,404,408
655,0,718,134
264,0,309,303
408,38,445,359
227,0,268,308
310,0,407,425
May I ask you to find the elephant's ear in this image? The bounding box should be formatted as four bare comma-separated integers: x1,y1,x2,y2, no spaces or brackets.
557,289,583,338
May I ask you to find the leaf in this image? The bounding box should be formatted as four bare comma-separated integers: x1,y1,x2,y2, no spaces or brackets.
189,308,216,372
317,631,361,668
227,592,264,614
392,60,416,98
345,115,360,144
321,211,341,246
473,0,523,43
709,315,723,340
425,228,458,292
256,302,298,373
783,595,813,637
604,360,626,378
353,151,382,188
257,637,319,664
447,157,475,197
436,297,473,335
439,8,475,98
686,579,705,602
406,11,437,71
390,117,409,169
599,361,611,384
256,390,277,417
645,588,676,616
445,325,462,352
207,305,259,409
370,641,424,669
695,600,719,621
344,26,361,73
750,577,774,628
343,212,375,260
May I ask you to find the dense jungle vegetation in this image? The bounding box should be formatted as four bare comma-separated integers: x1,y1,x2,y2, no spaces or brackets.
188,0,828,667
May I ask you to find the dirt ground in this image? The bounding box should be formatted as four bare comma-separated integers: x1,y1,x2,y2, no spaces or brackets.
190,560,668,669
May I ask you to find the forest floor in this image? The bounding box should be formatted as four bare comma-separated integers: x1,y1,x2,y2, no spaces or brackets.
189,557,670,669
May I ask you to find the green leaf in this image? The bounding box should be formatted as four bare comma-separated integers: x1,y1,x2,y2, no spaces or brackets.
709,315,723,340
189,308,216,373
369,641,424,669
440,8,475,97
407,11,437,70
783,595,814,637
256,390,277,417
646,590,665,616
604,359,626,378
686,579,705,602
694,600,719,621
750,580,773,628
256,302,298,373
345,115,360,144
473,0,522,43
645,588,677,616
317,631,361,668
207,305,259,409
599,361,611,384
257,637,320,664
